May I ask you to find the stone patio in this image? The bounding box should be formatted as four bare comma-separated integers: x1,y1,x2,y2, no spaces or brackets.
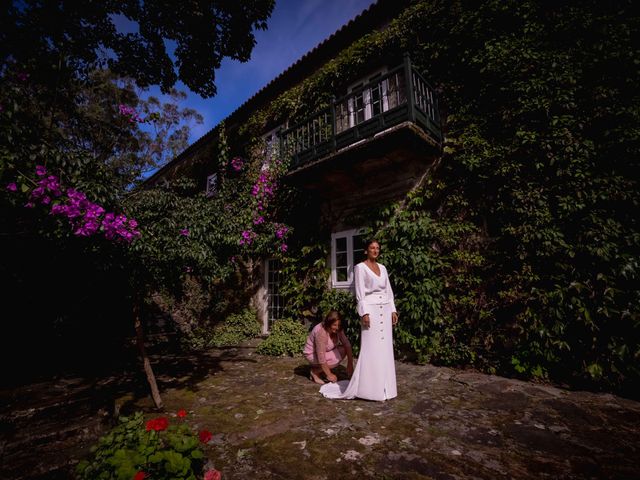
2,339,639,479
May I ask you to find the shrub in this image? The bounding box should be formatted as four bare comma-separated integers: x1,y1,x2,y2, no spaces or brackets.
256,318,308,356
76,411,220,480
209,308,261,347
318,288,360,356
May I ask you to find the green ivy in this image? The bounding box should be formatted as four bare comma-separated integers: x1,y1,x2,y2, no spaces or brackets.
209,308,262,347
128,0,639,394
256,319,308,357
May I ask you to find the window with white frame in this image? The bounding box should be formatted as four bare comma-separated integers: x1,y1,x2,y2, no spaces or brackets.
265,258,284,331
261,127,281,171
331,229,367,288
205,173,218,197
335,68,389,134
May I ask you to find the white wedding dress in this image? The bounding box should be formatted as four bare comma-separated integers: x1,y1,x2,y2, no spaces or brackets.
320,262,397,401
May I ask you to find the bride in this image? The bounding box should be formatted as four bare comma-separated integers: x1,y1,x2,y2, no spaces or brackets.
320,239,398,401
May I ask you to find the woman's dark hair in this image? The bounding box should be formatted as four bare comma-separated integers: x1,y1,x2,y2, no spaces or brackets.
322,310,342,330
364,238,380,251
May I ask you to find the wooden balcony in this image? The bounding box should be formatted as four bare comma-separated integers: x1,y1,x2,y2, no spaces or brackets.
279,54,441,173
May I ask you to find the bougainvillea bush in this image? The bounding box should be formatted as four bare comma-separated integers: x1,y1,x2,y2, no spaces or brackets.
76,411,221,480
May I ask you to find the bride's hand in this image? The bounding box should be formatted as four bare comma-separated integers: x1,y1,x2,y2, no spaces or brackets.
361,314,370,328
392,312,399,326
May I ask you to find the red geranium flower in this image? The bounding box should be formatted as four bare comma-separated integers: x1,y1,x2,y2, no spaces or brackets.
199,429,213,444
177,409,187,419
145,416,169,431
204,469,222,480
133,471,146,480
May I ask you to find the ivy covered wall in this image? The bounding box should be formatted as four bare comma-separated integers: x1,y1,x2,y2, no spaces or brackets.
145,0,639,395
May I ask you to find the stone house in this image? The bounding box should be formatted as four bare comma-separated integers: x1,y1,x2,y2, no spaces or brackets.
146,0,442,333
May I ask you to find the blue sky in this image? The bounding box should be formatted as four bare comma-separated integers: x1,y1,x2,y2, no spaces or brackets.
147,0,377,144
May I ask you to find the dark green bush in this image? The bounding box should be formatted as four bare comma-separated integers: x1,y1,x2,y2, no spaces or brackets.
210,308,261,347
318,288,360,356
256,319,308,356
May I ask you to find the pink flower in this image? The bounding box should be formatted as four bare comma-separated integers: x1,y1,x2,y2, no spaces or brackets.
199,429,213,444
239,230,256,246
280,243,288,253
275,225,289,239
204,469,222,480
230,157,244,172
39,175,63,197
22,174,140,243
253,216,264,225
6,183,17,192
180,228,190,236
51,204,65,215
177,409,187,419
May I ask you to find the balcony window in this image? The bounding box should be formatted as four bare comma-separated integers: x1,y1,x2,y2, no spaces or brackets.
280,56,441,169
386,71,406,110
333,68,410,133
352,87,367,125
336,101,350,134
371,80,383,116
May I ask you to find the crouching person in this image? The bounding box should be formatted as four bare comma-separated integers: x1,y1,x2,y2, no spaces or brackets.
303,310,354,384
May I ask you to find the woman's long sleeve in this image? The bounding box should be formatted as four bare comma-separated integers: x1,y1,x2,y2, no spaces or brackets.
314,327,328,364
384,266,397,313
354,264,369,317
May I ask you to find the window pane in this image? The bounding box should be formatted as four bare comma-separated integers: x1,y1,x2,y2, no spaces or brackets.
267,259,283,329
206,174,218,196
336,252,347,269
336,101,350,133
352,234,366,266
371,84,381,116
336,237,347,252
354,93,365,125
337,267,348,282
397,72,406,105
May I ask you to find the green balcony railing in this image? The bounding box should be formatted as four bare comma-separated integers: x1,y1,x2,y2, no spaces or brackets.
280,54,441,170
